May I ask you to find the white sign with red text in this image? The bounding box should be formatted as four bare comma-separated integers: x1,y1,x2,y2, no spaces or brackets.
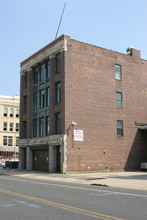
74,130,83,141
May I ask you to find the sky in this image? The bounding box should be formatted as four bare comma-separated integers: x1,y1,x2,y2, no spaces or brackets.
0,0,147,96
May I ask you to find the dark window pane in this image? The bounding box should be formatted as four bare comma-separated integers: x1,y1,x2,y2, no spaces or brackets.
40,90,45,109
24,72,27,89
33,92,38,110
23,96,27,114
23,121,27,138
46,87,50,107
47,60,50,79
55,113,61,134
56,53,61,73
46,116,50,136
55,82,61,104
33,67,38,84
39,117,45,137
40,63,45,81
33,119,38,137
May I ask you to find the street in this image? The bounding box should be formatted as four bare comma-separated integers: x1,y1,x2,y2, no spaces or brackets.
0,175,147,220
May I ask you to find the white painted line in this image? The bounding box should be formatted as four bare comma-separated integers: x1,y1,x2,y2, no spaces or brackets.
0,176,147,199
89,192,113,197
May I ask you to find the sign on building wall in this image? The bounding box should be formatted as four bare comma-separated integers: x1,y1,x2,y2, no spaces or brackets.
74,130,83,141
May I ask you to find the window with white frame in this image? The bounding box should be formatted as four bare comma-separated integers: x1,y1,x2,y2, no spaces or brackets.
3,136,7,145
8,136,13,146
4,108,8,117
16,109,19,118
115,65,121,80
16,137,19,146
10,108,14,117
116,92,122,107
10,123,13,131
16,123,19,132
117,120,123,136
3,122,7,131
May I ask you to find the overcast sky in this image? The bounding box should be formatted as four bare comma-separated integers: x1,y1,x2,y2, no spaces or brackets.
0,0,147,96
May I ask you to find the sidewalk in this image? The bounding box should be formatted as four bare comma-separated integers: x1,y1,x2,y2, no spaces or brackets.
0,168,147,191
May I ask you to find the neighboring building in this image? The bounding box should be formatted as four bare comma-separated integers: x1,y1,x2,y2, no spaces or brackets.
19,34,147,173
0,95,20,160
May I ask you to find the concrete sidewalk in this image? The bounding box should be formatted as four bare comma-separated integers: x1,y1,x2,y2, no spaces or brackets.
0,168,147,191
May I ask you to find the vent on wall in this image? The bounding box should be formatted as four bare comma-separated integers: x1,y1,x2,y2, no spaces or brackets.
126,46,134,55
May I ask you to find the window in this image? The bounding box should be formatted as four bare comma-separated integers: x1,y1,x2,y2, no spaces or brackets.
23,96,27,114
55,113,61,134
46,116,50,136
8,136,13,146
3,136,7,146
16,109,19,118
10,123,13,131
115,65,121,80
47,60,50,79
40,63,45,81
24,72,27,89
3,122,7,131
23,121,27,138
16,123,19,132
10,108,14,117
46,87,50,107
55,82,61,104
55,53,61,73
40,89,45,109
117,120,123,136
39,117,45,137
16,137,19,146
116,92,122,107
4,108,8,117
33,119,38,137
33,92,38,110
33,67,38,84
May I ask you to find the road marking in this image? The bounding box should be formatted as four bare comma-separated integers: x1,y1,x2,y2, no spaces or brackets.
14,200,43,209
0,188,124,220
0,175,147,198
89,192,114,197
0,200,43,209
0,204,16,207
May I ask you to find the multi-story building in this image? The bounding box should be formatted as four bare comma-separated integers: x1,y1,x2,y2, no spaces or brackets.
19,34,147,173
0,95,20,160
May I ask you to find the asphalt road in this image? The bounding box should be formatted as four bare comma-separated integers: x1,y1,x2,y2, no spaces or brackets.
0,175,147,220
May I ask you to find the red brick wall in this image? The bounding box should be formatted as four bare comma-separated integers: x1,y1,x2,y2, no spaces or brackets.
65,39,147,171
20,70,32,139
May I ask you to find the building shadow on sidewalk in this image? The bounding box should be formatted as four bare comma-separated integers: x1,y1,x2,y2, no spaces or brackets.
124,129,147,171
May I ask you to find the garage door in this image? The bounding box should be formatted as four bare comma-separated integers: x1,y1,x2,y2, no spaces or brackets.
33,149,49,172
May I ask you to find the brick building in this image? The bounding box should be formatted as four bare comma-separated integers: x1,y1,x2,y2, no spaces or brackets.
19,34,147,173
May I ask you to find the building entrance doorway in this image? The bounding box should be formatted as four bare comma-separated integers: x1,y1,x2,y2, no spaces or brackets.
33,149,49,172
54,146,61,173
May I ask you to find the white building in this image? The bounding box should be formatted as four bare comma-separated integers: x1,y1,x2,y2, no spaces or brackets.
0,95,20,160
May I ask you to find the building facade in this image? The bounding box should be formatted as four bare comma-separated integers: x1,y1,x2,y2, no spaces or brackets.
19,34,147,173
0,95,20,161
